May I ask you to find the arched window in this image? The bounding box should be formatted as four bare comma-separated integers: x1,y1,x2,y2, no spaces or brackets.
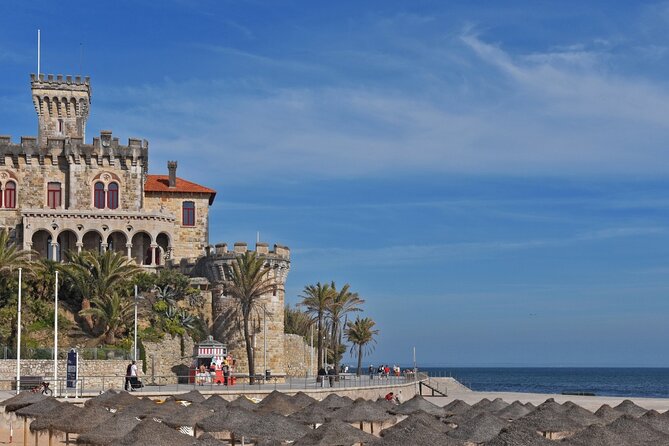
4,181,15,209
182,201,195,226
94,182,105,209
47,182,61,209
107,182,119,209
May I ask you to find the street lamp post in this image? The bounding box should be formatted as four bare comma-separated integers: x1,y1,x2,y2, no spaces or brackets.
15,268,22,395
133,285,138,362
53,270,58,394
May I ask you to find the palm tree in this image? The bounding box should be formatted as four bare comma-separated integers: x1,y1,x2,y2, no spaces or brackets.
326,283,364,373
299,282,334,370
27,258,59,302
346,317,379,376
226,251,274,384
79,293,134,344
62,250,141,334
0,228,32,279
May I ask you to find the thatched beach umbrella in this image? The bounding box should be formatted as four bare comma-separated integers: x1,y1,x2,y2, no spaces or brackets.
88,391,139,412
445,408,485,428
614,399,648,417
115,396,160,418
109,419,197,446
163,403,214,436
289,401,337,427
293,420,378,446
1,392,48,413
77,413,141,445
443,399,472,415
255,390,301,416
594,404,622,424
562,424,634,446
201,395,229,411
48,405,114,438
319,393,353,410
486,398,510,412
175,389,207,404
29,403,81,446
485,424,555,446
390,394,448,417
640,410,669,435
378,415,462,446
291,391,317,410
196,406,256,445
447,411,509,444
380,410,451,435
331,399,396,434
514,403,583,440
562,401,602,426
84,390,119,408
195,432,226,446
495,401,533,421
237,410,310,443
606,414,669,445
471,398,492,410
227,395,257,411
15,398,63,446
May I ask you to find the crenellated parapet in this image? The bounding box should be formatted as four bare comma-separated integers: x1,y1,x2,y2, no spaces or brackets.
0,131,148,167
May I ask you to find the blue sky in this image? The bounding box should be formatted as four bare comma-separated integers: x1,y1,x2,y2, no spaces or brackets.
2,1,669,367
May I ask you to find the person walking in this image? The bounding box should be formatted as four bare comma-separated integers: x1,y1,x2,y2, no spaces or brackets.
129,360,139,391
368,364,374,381
327,366,335,388
124,362,133,391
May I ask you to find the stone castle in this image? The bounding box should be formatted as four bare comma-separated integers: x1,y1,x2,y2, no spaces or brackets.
0,73,310,378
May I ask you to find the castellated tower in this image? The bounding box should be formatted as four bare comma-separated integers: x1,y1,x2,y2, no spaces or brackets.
190,242,292,376
31,74,91,147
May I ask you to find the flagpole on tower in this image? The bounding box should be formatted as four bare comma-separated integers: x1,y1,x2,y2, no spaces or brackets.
37,29,41,76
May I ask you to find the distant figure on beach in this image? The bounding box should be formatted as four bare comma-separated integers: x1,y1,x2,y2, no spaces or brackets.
369,365,374,380
385,391,394,401
327,366,335,387
318,367,326,387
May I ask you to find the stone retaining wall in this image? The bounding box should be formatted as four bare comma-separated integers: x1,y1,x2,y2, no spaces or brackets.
0,359,128,390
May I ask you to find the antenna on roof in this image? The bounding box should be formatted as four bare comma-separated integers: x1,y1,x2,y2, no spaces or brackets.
37,29,41,76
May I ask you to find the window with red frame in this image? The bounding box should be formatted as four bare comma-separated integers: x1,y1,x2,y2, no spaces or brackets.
4,181,15,208
47,182,61,209
107,182,119,209
94,182,105,209
182,201,195,226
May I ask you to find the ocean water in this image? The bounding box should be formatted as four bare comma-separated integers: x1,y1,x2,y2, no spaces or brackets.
419,367,669,398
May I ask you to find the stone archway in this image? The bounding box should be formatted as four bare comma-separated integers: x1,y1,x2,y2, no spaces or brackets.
31,230,52,259
82,231,103,253
156,232,171,266
57,230,78,261
107,231,127,256
131,232,152,265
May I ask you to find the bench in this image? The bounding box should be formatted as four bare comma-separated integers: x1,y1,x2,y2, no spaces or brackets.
12,376,43,391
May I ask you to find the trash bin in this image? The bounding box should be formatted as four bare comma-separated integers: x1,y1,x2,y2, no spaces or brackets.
265,369,271,380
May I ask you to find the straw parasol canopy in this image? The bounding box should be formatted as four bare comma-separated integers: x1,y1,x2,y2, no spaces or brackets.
201,395,229,411
255,390,301,416
390,394,448,417
49,405,114,435
163,403,215,429
443,399,472,415
319,393,353,410
331,399,396,425
195,432,226,446
640,410,669,435
534,398,567,413
595,404,623,424
14,397,62,419
445,408,485,428
485,424,555,446
88,390,140,411
114,397,161,418
614,399,648,417
196,406,255,434
472,398,492,410
513,403,582,436
495,401,533,421
486,398,510,412
606,414,669,445
84,390,119,408
291,392,316,410
227,395,257,411
380,410,451,435
1,392,48,413
109,419,197,446
562,401,602,427
289,401,337,426
29,402,81,433
447,411,509,444
293,420,379,446
175,389,207,404
238,410,311,442
377,416,463,446
562,424,634,446
76,412,142,445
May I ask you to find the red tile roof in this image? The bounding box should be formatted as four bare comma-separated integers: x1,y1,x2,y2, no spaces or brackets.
145,175,217,204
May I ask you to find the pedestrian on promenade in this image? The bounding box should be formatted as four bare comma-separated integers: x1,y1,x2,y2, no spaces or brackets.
124,362,132,391
368,365,374,380
327,366,335,388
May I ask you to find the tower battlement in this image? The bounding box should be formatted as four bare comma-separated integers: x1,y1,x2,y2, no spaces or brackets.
30,73,91,90
0,131,148,167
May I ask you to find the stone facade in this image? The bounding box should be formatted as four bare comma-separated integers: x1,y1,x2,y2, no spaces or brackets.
284,334,316,377
0,358,127,391
142,334,196,384
0,73,215,266
187,242,292,377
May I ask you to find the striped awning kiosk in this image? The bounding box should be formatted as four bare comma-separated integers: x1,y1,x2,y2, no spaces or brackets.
197,335,228,359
